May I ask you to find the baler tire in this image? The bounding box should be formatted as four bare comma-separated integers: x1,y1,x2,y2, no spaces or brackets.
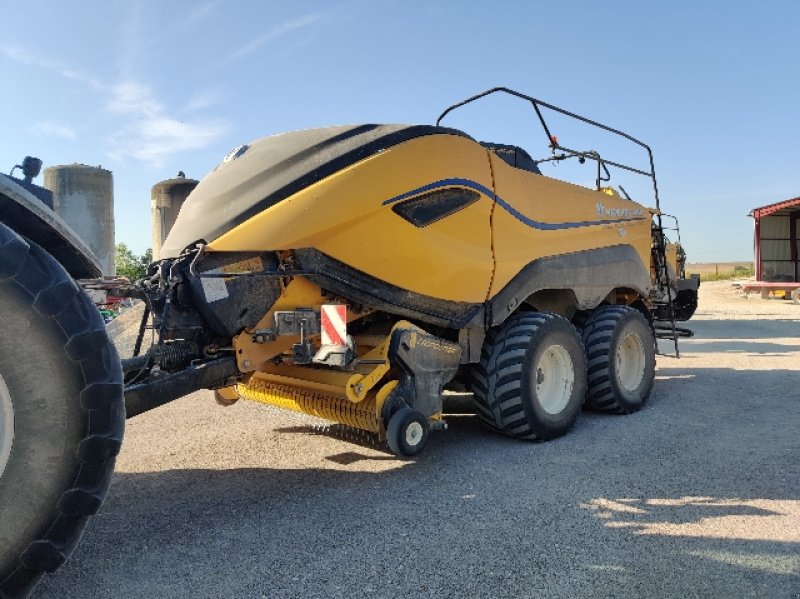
471,312,586,440
0,224,124,599
386,407,429,457
581,305,655,414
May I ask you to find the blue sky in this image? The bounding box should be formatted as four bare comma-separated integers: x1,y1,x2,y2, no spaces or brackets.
2,1,798,261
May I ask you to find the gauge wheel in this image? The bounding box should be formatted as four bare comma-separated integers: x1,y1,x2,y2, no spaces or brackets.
386,407,429,457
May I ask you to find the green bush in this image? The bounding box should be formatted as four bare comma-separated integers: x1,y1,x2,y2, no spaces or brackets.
115,243,152,281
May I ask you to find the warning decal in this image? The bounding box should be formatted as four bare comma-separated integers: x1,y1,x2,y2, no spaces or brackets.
321,304,347,347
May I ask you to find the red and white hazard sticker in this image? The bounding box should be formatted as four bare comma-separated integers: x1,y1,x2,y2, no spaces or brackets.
320,304,347,347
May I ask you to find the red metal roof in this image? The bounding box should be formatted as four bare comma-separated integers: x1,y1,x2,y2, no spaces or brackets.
750,196,800,219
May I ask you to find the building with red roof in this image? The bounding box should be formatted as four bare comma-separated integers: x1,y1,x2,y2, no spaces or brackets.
749,197,800,282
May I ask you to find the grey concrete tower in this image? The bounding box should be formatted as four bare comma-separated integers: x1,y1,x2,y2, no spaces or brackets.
43,164,115,276
151,172,199,260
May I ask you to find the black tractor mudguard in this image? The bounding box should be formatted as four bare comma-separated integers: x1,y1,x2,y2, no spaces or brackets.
0,174,101,279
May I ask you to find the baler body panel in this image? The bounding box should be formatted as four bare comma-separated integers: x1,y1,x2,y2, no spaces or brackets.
207,134,496,304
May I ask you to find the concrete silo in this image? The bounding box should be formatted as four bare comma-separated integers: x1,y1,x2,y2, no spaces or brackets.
151,172,199,260
43,164,115,276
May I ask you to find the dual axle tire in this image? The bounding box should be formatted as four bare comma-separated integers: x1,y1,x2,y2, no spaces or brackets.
471,312,586,440
0,225,124,598
581,305,656,414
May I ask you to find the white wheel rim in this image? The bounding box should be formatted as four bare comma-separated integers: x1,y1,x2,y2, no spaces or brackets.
0,374,14,478
405,421,424,447
535,344,574,415
617,332,646,392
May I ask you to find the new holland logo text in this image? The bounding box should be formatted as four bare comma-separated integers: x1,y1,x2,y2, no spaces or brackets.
596,201,643,219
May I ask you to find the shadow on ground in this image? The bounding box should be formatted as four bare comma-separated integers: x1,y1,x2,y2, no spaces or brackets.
33,366,799,599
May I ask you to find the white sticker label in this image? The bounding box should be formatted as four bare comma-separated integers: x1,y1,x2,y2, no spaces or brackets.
201,277,229,302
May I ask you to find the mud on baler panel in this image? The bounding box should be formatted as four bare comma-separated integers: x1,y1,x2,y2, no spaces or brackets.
234,320,461,456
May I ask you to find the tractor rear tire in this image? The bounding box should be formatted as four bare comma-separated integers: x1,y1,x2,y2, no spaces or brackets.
0,224,124,598
581,305,655,414
471,312,586,440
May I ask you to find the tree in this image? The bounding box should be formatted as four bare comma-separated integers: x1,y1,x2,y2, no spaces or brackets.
115,243,152,281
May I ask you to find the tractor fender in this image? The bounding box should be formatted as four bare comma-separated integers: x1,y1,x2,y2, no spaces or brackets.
0,174,101,279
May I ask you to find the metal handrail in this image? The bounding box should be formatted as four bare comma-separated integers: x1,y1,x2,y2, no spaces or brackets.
435,86,661,211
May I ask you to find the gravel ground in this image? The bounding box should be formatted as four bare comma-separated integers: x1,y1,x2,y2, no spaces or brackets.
34,281,800,598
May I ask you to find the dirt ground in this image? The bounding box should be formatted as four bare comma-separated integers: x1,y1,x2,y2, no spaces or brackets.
34,280,799,598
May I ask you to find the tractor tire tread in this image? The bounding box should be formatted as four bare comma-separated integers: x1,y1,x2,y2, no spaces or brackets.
0,224,124,598
470,312,560,439
581,305,655,414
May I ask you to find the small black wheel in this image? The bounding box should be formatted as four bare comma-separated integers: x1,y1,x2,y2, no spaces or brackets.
581,305,656,414
386,407,429,457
